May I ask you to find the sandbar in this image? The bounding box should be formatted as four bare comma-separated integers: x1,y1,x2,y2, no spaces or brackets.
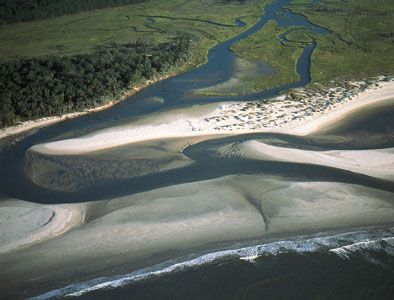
30,79,394,155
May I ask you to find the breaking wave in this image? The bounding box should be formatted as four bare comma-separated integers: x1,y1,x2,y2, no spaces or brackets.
330,237,394,259
30,226,394,300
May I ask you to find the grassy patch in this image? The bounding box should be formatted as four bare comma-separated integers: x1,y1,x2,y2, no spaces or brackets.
231,20,306,91
0,0,269,126
0,0,266,68
287,0,394,82
191,57,276,96
228,0,394,93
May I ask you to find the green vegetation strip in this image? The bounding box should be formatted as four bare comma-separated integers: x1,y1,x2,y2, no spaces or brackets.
231,20,307,92
0,0,267,127
0,36,192,126
288,0,394,82
193,20,311,97
0,0,264,65
223,0,394,95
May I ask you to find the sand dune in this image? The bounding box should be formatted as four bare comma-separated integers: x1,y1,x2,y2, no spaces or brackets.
286,80,394,135
219,140,394,180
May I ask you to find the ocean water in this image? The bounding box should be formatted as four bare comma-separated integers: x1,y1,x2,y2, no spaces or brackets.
1,0,393,298
31,227,394,300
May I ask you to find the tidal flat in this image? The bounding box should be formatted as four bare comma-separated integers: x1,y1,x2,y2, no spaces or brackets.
1,92,394,298
1,174,394,298
1,0,394,299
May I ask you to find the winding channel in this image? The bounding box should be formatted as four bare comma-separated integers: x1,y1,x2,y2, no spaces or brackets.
0,0,336,204
2,0,394,299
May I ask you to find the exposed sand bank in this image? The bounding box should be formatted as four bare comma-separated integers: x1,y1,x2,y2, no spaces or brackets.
1,75,393,297
27,135,225,192
0,198,85,254
219,140,394,180
1,175,394,297
287,80,394,135
31,78,394,155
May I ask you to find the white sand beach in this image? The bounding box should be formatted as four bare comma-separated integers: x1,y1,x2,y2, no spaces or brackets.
286,79,394,135
0,73,176,140
1,76,394,297
219,140,394,180
30,78,394,155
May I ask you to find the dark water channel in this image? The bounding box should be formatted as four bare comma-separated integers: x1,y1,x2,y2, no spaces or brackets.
0,0,334,203
2,1,394,299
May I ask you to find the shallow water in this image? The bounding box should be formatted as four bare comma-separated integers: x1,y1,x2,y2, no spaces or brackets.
31,226,394,300
318,101,394,136
0,0,329,204
0,0,393,299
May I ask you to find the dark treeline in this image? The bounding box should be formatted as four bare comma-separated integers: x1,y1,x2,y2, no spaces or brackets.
0,35,193,127
0,0,147,24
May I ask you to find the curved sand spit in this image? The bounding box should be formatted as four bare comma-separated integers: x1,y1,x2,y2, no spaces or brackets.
219,140,394,180
31,80,394,155
1,79,393,296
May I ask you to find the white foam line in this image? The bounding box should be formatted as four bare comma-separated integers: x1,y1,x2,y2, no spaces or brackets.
329,237,394,259
30,227,394,300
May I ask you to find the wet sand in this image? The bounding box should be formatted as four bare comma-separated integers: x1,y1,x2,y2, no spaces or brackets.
0,197,85,254
219,139,394,180
1,78,394,298
1,175,394,298
26,135,227,192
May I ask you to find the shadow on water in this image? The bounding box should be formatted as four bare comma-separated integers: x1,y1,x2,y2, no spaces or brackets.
0,0,375,205
1,2,394,299
7,131,394,204
316,102,394,136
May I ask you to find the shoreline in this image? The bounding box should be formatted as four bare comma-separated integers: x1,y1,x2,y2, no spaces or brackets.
32,78,394,155
2,176,394,298
219,139,394,180
1,75,393,298
285,80,394,135
30,224,394,299
0,71,178,141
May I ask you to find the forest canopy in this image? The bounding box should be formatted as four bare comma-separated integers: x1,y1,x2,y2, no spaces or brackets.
0,34,193,127
0,0,147,24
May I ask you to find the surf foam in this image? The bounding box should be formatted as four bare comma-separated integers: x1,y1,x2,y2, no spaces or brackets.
30,226,394,300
